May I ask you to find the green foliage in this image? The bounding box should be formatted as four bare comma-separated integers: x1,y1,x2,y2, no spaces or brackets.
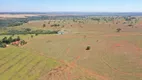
0,16,49,27
91,18,100,22
20,40,27,46
25,28,32,32
0,29,58,35
0,42,7,48
35,33,38,36
31,35,33,38
8,36,13,43
2,37,8,43
51,24,60,27
17,36,21,41
0,36,21,45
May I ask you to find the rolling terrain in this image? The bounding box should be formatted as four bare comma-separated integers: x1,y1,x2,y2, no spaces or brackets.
0,15,142,80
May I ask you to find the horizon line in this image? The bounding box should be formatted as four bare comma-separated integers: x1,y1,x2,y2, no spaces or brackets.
0,11,142,13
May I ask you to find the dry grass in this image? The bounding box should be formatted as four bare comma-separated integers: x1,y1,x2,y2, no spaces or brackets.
1,17,142,80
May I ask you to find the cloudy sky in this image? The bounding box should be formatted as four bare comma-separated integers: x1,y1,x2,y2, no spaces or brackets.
0,0,142,12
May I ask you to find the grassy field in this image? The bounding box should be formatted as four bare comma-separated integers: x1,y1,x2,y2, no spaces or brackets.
0,16,142,80
23,17,142,80
0,46,59,80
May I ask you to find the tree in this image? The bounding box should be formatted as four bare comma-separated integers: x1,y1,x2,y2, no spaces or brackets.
20,40,27,46
25,28,31,32
31,35,33,38
35,33,38,36
17,36,21,41
43,24,46,28
0,43,7,48
116,28,122,32
8,36,13,44
86,46,91,50
2,37,8,43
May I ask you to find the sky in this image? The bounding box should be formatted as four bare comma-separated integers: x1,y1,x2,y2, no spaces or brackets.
0,0,142,12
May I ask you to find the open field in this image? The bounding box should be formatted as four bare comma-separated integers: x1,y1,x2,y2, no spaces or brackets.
0,14,39,19
0,15,142,80
0,46,59,80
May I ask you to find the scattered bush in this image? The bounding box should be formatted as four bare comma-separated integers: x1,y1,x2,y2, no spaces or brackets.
51,24,60,27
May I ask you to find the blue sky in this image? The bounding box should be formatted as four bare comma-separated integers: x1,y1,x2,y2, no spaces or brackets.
0,0,142,12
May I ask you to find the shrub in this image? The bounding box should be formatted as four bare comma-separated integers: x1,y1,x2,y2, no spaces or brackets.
116,28,122,32
25,28,31,32
51,24,60,27
35,33,38,36
8,36,13,44
86,46,91,50
20,40,27,46
17,36,21,41
0,43,7,48
31,35,33,38
43,24,46,28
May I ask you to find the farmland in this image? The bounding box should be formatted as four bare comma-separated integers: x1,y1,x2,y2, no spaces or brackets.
0,14,142,80
0,46,59,80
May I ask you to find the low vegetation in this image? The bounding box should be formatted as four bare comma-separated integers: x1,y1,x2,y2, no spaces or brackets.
0,14,142,80
116,28,122,32
0,28,58,35
0,36,27,48
0,16,49,27
51,24,60,27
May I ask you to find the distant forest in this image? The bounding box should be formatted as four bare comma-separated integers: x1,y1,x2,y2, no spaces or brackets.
0,16,49,27
0,15,85,27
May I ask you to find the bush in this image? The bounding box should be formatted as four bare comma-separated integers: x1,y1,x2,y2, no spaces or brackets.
86,46,91,50
116,28,122,32
25,28,31,32
0,43,7,48
2,37,8,43
35,33,38,36
43,24,46,28
31,35,33,38
20,40,27,46
51,24,60,27
16,36,21,41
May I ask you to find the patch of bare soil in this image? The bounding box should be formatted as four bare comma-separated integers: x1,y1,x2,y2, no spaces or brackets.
39,48,110,80
39,59,110,80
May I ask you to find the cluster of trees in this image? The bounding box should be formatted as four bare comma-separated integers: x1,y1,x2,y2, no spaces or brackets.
91,18,101,22
0,15,86,27
0,28,58,35
0,16,49,27
0,36,27,48
124,16,136,21
51,24,60,27
0,18,28,27
0,36,20,48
